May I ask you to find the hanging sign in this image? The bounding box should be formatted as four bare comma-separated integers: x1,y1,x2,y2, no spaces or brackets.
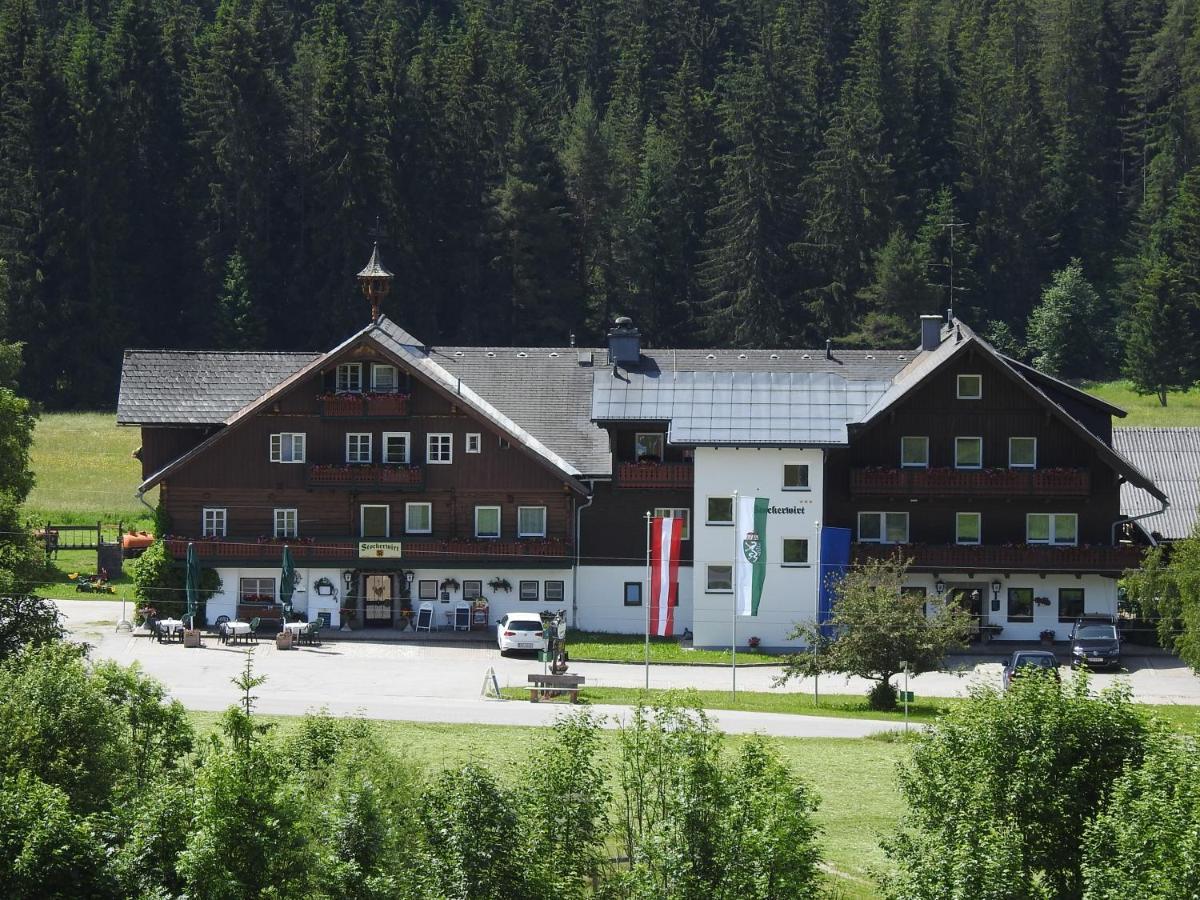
359,541,403,558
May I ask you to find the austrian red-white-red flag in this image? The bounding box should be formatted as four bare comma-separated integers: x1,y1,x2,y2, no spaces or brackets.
649,516,684,637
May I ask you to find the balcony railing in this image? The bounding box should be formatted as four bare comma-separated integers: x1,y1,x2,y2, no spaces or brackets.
307,464,424,490
164,537,571,563
849,467,1091,497
616,461,695,489
851,542,1145,574
319,393,411,417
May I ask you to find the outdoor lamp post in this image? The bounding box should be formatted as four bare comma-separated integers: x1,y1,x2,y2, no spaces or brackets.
356,242,394,322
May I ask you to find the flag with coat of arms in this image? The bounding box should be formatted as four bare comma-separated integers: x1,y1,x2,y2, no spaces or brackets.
736,496,768,616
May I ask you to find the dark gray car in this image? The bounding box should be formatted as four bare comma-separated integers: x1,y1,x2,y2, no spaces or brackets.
1070,620,1122,670
1002,651,1061,690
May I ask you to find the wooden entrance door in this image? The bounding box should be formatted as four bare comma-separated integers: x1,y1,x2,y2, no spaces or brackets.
363,574,393,627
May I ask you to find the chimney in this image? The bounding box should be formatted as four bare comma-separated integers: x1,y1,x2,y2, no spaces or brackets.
920,315,943,352
825,338,833,360
607,316,641,366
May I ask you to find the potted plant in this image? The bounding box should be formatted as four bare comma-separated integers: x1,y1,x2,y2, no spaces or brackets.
1040,629,1056,646
440,577,460,592
488,576,512,593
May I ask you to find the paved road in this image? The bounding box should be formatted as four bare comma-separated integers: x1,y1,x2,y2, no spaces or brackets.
57,600,1200,737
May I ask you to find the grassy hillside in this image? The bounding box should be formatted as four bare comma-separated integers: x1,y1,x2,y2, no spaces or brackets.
1082,380,1200,427
26,412,154,525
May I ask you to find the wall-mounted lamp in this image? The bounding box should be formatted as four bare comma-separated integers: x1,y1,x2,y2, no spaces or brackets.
404,571,415,589
990,579,1002,612
343,570,354,588
935,580,946,596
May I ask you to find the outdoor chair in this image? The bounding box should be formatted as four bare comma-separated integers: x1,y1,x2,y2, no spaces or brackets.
143,617,159,640
214,615,230,645
249,617,261,643
300,621,322,646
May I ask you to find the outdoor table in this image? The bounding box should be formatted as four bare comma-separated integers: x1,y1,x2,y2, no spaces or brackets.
157,618,183,643
442,609,454,631
224,620,252,644
282,621,308,637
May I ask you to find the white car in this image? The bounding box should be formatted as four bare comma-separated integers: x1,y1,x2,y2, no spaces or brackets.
496,612,547,655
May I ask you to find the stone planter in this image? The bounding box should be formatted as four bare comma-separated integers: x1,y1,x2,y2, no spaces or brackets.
276,631,294,650
183,629,202,648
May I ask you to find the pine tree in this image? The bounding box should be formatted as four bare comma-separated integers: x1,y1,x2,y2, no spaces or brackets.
1124,252,1195,406
1026,260,1113,379
846,229,939,347
214,252,265,349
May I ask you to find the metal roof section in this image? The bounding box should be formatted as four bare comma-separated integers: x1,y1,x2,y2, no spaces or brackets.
1114,428,1200,540
593,370,895,445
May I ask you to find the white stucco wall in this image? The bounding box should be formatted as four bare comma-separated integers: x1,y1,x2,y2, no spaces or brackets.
208,565,574,630
900,572,1119,642
574,564,694,634
691,446,825,649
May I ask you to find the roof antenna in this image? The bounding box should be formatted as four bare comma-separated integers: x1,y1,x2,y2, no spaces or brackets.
825,338,833,360
569,333,575,348
938,219,967,321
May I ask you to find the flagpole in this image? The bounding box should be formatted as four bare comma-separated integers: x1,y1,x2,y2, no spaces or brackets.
731,491,738,698
644,510,652,691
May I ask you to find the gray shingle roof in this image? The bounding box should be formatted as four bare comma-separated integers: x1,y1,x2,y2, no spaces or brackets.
117,350,321,425
1113,428,1200,540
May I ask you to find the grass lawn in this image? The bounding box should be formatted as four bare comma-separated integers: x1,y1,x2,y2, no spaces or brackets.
1081,379,1200,427
188,711,905,896
568,629,788,665
26,411,155,525
32,547,140,602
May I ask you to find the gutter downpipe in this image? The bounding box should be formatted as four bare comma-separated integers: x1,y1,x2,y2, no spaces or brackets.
573,481,596,625
1111,493,1169,547
136,488,155,518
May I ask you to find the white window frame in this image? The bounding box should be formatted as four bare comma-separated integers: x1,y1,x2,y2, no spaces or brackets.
654,507,691,540
382,431,410,464
705,564,733,593
465,433,482,454
336,362,363,393
370,363,398,392
273,508,298,538
405,502,432,534
360,504,390,538
1026,513,1078,546
706,496,734,525
900,436,929,468
634,432,665,461
427,433,453,464
517,506,547,538
475,505,501,539
346,432,372,464
954,436,983,470
955,512,981,546
782,463,810,491
857,511,909,544
1009,437,1037,469
957,373,982,399
269,432,306,463
782,538,810,567
202,507,227,537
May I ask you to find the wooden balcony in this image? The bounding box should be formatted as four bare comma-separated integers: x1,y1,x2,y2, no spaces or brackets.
849,467,1091,498
615,461,695,489
306,464,424,490
319,393,410,418
165,537,571,564
851,542,1145,574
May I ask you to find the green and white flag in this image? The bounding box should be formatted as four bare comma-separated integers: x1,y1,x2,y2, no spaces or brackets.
736,496,768,616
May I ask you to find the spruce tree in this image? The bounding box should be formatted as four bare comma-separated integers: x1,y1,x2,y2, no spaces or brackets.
1124,252,1195,406
1026,260,1113,379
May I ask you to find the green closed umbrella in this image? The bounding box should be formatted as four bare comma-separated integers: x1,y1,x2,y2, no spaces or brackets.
185,542,200,630
280,545,296,623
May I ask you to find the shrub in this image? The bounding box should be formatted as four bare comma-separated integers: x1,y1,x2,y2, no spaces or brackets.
131,540,221,620
883,673,1148,899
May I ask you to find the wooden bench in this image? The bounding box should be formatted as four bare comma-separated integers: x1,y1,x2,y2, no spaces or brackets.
527,673,585,703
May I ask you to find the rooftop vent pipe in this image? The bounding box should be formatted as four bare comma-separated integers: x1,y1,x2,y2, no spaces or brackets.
825,339,833,360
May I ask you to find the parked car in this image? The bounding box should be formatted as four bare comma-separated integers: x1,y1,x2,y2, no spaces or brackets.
496,612,547,655
1002,650,1061,690
1070,618,1122,670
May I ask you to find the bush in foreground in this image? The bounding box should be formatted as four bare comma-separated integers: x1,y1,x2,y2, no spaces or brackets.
883,672,1148,900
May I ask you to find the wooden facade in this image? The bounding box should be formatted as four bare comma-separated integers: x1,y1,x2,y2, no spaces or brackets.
152,342,579,563
825,348,1125,548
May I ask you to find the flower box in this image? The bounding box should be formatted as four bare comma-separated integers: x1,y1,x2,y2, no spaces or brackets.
616,461,694,489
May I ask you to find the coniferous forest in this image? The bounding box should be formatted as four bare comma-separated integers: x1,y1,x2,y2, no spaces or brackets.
2,0,1200,407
